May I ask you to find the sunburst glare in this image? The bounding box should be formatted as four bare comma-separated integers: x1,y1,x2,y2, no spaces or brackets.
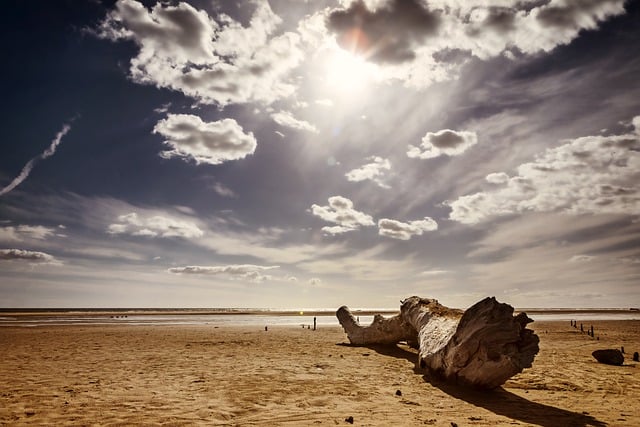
323,47,381,95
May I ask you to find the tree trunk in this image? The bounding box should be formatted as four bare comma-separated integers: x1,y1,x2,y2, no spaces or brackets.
336,296,539,389
336,307,416,345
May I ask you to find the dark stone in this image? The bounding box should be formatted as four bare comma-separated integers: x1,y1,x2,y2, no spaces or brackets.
345,415,354,424
395,389,402,396
592,349,624,366
633,352,639,362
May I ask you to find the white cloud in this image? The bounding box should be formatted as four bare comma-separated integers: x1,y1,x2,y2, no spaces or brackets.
310,196,375,235
448,115,640,224
634,116,640,134
0,248,61,265
408,129,478,159
107,212,203,239
345,156,391,188
271,110,318,133
314,99,334,107
569,254,595,263
153,114,256,165
211,182,236,198
0,123,71,196
153,103,171,114
98,0,304,106
378,217,438,240
418,269,449,276
168,264,280,283
0,225,57,242
486,172,510,185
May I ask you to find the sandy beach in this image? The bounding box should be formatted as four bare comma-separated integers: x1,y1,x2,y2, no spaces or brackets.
1,320,639,426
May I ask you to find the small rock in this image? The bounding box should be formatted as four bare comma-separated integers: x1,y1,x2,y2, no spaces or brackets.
395,389,402,396
451,422,458,427
345,415,354,424
633,351,639,362
592,349,624,366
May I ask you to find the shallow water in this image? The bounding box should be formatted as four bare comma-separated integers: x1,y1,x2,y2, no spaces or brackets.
1,310,638,327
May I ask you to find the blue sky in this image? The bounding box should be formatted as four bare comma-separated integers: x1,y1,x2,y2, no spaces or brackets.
1,0,639,309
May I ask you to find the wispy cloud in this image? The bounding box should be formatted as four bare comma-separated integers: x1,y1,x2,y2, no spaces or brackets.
168,264,280,283
378,217,438,240
0,123,71,196
0,225,59,242
0,248,61,265
271,110,318,133
107,212,204,239
345,156,391,188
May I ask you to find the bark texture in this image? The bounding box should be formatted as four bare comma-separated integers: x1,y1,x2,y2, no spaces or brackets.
337,296,539,389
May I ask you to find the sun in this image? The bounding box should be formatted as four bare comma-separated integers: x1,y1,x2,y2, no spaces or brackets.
323,47,380,95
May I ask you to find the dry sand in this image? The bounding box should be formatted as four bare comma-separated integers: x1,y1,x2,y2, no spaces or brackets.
1,320,639,426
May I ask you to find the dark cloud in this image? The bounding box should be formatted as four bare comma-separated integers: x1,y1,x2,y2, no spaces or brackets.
484,7,517,33
408,129,478,159
326,0,441,63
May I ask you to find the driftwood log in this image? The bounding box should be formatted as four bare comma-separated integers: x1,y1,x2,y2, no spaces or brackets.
337,296,539,389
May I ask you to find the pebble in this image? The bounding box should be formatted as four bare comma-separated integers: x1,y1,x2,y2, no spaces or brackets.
345,415,354,424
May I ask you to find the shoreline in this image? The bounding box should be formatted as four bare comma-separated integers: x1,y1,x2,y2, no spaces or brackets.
1,307,637,317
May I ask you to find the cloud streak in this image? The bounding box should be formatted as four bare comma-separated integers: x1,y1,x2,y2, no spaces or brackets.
271,111,318,133
0,248,61,265
0,124,71,196
345,156,391,188
0,225,58,242
168,264,280,282
378,217,438,240
107,212,204,239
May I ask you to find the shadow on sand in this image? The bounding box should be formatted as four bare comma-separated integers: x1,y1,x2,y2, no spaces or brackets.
340,342,606,427
426,379,606,427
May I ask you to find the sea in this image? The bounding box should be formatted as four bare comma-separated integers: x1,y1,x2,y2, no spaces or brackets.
0,308,638,327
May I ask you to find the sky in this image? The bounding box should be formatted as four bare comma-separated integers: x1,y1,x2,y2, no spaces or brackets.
1,0,639,309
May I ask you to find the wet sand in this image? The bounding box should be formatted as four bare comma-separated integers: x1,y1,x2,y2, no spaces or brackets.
1,320,639,426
